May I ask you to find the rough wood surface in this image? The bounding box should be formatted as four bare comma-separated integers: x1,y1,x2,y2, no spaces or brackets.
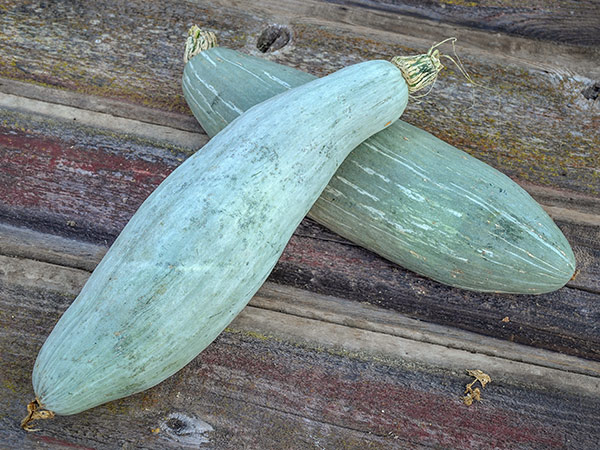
1,0,599,196
2,254,599,449
326,0,600,46
1,0,600,447
1,98,598,361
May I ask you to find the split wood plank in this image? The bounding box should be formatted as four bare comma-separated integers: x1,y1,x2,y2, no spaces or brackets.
3,252,600,381
324,0,600,46
1,2,599,446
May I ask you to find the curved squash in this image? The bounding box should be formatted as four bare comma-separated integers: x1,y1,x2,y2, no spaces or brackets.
29,59,410,417
182,47,576,294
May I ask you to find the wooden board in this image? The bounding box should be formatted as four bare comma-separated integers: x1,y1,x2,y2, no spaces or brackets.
1,0,599,447
2,253,600,449
324,0,600,46
2,0,599,198
1,92,598,361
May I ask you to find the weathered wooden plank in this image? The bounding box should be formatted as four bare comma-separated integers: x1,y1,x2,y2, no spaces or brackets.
0,223,107,272
2,91,598,244
1,102,599,360
556,221,600,294
0,108,187,242
0,77,202,133
325,0,600,46
2,212,600,365
2,255,599,448
520,181,600,218
251,283,600,380
277,220,600,361
1,1,598,447
1,0,598,197
3,82,598,220
0,92,205,149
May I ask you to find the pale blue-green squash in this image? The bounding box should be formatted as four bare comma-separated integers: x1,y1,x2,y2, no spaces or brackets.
182,47,576,294
30,60,408,416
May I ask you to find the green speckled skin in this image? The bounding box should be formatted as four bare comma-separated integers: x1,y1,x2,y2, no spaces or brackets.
183,48,575,294
33,60,408,415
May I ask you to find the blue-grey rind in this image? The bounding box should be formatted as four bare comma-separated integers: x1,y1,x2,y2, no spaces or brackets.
182,48,576,294
33,60,408,414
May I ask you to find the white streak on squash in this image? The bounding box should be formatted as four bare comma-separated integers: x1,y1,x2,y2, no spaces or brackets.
182,47,576,294
33,60,408,415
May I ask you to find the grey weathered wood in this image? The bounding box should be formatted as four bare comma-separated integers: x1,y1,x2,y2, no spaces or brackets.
4,251,600,382
275,220,600,360
1,186,599,361
0,77,203,133
1,0,600,446
326,0,600,46
0,92,206,149
0,223,107,272
2,253,600,448
251,283,600,379
0,92,598,358
1,0,599,196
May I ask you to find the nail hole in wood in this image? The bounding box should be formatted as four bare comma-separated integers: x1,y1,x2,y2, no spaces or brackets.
257,25,291,53
166,417,188,434
581,82,599,100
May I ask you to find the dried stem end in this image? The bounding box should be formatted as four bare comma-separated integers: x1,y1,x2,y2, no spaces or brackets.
392,37,479,99
21,398,55,432
184,26,218,63
391,49,443,95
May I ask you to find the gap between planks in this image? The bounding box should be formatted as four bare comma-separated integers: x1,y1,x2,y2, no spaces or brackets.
2,239,600,397
1,85,599,225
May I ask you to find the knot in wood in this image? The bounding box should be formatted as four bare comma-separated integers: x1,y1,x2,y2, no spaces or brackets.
257,25,291,53
166,417,188,434
581,82,600,101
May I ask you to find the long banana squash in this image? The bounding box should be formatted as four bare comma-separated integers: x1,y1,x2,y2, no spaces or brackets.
25,42,438,424
182,35,575,294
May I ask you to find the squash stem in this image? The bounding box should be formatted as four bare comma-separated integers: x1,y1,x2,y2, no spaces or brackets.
392,37,479,97
21,398,55,431
390,44,445,96
184,26,218,63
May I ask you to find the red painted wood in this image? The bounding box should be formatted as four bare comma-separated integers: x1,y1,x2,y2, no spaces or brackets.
36,436,96,450
0,127,173,239
191,338,569,449
3,277,598,448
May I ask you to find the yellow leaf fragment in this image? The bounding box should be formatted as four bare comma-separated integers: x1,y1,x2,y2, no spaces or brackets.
462,369,491,405
467,369,491,388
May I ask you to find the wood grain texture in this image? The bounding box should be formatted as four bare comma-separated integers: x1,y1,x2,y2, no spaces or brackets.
0,97,598,361
2,256,599,449
278,220,600,361
326,0,600,46
0,1,599,445
1,0,599,197
5,251,600,381
0,109,185,242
